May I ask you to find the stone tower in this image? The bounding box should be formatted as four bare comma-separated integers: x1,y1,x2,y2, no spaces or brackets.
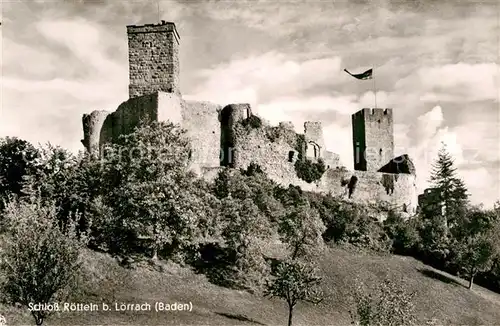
352,108,394,171
127,21,180,98
304,121,325,160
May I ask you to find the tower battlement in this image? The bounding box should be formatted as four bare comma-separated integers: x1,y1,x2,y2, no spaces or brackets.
355,108,393,120
126,21,180,43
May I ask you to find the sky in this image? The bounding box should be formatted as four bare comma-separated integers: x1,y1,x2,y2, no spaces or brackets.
0,0,499,207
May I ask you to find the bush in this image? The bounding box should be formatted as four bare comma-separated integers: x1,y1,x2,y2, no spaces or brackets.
383,211,420,255
313,197,391,252
294,158,326,183
241,162,264,177
0,198,88,326
350,277,417,326
242,115,262,129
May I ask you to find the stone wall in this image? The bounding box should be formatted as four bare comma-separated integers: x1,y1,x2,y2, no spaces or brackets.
182,100,222,174
233,123,314,190
352,108,394,172
127,22,180,98
322,150,341,169
304,121,325,160
84,92,183,153
81,110,110,154
230,114,417,217
221,104,252,167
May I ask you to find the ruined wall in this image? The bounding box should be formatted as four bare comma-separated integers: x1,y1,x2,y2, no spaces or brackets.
322,151,341,169
351,171,417,214
304,121,326,160
113,93,158,137
84,92,183,154
157,92,183,124
233,122,317,191
127,22,180,98
221,104,252,167
231,115,417,217
106,92,182,141
81,110,110,154
352,108,394,172
182,100,222,174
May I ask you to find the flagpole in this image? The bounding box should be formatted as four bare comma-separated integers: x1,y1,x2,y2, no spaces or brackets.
373,67,377,108
157,1,160,22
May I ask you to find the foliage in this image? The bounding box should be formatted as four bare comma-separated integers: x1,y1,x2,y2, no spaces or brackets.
383,211,420,255
449,207,500,289
219,197,274,291
278,201,326,259
240,162,264,177
0,137,41,210
241,115,262,129
0,198,88,325
417,214,451,263
21,144,81,226
97,121,210,260
310,195,355,243
294,158,326,183
428,142,469,231
310,195,391,252
349,277,417,326
264,259,323,326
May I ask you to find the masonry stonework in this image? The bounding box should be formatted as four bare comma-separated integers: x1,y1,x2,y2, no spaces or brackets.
127,21,180,98
81,110,110,155
352,108,394,172
81,21,418,218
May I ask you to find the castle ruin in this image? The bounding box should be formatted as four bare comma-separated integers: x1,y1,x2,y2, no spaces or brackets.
81,21,418,216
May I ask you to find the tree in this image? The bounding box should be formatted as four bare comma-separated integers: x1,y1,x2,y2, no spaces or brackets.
0,137,41,210
0,198,88,326
428,142,469,231
278,201,325,259
450,207,500,289
349,277,417,326
220,197,274,291
21,144,80,225
264,259,323,326
383,210,420,255
99,121,212,260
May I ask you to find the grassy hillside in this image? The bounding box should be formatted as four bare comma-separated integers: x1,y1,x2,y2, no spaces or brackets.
3,245,500,326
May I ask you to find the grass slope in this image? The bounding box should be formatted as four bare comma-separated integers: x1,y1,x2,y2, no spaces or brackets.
3,246,500,326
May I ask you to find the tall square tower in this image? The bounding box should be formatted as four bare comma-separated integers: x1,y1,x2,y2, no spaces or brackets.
352,108,394,171
127,21,180,98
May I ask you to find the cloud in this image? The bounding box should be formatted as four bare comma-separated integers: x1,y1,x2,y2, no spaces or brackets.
394,105,499,208
396,63,499,102
185,51,345,112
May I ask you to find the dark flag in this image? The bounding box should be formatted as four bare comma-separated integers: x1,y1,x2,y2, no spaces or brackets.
344,68,373,80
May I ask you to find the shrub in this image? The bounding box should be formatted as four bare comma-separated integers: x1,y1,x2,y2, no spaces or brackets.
315,198,391,252
241,162,265,177
349,277,417,326
294,158,326,183
242,115,262,129
383,211,420,255
0,199,88,326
